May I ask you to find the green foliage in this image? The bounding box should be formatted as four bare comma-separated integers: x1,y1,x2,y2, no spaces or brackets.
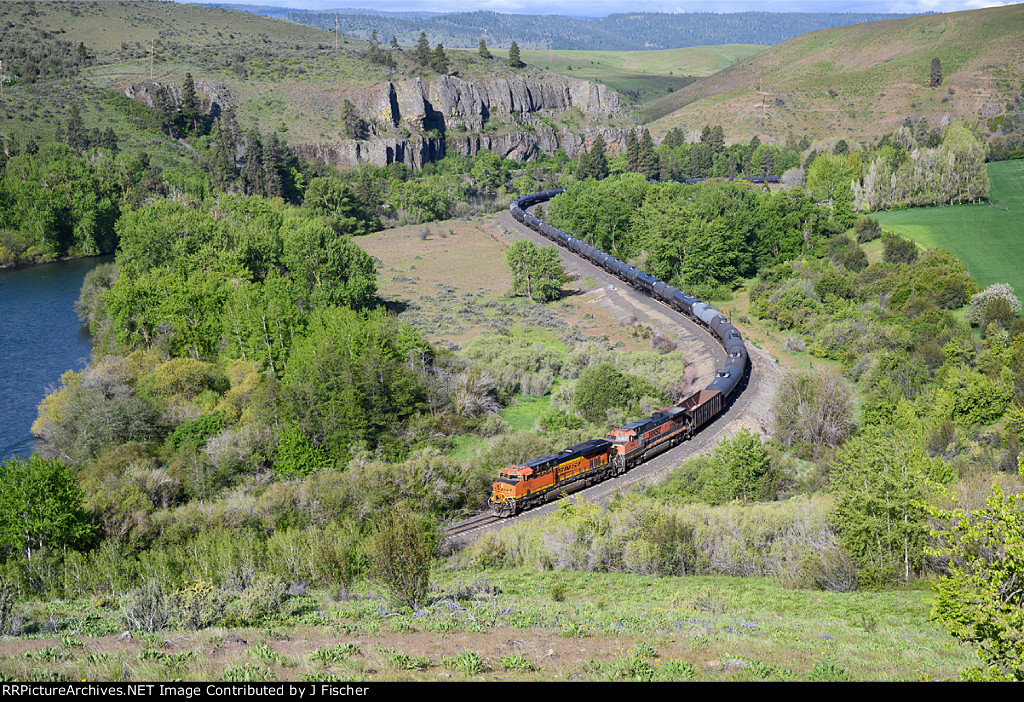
282,308,428,461
572,362,635,422
505,240,567,302
365,508,440,610
927,460,1024,682
166,412,226,452
0,143,120,260
171,580,229,630
651,428,779,505
273,423,334,478
235,577,288,625
0,456,96,563
829,425,934,586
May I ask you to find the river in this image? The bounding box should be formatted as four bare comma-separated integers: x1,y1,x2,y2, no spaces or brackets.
0,257,110,462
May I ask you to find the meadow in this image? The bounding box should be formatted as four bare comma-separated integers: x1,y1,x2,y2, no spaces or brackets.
0,568,972,682
874,159,1024,293
484,45,765,106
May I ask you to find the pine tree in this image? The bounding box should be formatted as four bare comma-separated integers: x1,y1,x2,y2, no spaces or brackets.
576,135,608,181
414,31,430,67
263,132,285,199
478,38,491,59
430,43,449,74
180,72,201,136
638,128,660,180
242,128,264,196
341,100,368,140
625,130,639,172
508,41,523,68
65,104,88,152
930,57,943,88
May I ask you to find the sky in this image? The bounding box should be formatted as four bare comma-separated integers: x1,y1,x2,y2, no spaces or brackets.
181,0,1021,16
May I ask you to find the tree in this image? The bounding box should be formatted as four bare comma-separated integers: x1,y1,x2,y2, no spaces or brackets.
829,425,935,586
0,455,96,563
478,38,491,59
414,31,431,67
573,362,635,421
576,135,609,181
366,507,440,609
638,128,660,179
505,239,566,302
180,72,202,135
927,459,1024,681
430,43,449,74
930,57,943,88
625,130,639,172
340,99,368,140
508,41,524,68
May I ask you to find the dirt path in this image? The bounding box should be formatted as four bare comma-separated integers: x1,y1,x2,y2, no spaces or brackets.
477,210,782,526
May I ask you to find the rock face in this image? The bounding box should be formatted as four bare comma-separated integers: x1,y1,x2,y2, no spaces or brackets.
123,74,626,170
350,75,620,132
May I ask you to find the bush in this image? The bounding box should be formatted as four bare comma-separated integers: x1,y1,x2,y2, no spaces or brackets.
119,580,171,633
365,508,439,609
882,234,919,264
234,577,288,625
172,580,229,630
854,216,882,244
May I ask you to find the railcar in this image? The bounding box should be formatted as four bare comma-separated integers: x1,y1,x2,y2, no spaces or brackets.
491,186,751,518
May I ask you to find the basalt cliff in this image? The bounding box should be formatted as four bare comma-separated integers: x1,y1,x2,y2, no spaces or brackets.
124,74,632,170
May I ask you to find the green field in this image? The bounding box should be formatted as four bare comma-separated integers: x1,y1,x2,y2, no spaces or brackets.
874,160,1024,293
484,45,765,105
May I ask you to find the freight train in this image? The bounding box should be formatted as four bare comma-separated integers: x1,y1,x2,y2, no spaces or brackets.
488,188,750,518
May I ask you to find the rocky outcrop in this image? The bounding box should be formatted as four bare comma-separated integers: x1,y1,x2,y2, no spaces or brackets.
122,74,625,170
347,75,620,132
291,136,446,172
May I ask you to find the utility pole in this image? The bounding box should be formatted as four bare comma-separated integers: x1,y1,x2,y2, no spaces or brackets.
150,39,154,81
548,39,552,71
335,17,339,50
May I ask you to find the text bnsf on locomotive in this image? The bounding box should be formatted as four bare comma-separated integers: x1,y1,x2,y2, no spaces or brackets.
488,189,750,517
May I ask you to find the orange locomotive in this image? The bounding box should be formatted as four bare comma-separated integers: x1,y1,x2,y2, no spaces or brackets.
489,439,614,517
489,391,725,517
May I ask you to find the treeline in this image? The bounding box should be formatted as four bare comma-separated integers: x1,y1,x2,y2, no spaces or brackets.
285,10,914,51
547,172,841,298
804,119,990,216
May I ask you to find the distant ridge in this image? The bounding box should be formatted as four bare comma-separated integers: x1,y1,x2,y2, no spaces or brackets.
235,8,921,50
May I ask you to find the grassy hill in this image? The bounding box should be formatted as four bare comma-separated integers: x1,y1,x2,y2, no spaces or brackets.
0,1,614,153
648,4,1024,143
874,159,1024,294
485,45,766,106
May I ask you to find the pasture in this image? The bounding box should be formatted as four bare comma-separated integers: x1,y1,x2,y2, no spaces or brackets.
485,45,765,104
874,159,1024,294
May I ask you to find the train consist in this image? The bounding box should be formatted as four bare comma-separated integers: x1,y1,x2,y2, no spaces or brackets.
488,189,749,518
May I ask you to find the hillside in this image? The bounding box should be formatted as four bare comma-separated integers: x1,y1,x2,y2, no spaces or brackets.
0,1,634,172
281,9,917,51
648,4,1024,144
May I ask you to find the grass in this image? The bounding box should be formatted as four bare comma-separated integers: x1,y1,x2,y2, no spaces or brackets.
0,569,973,682
874,160,1024,293
485,45,765,106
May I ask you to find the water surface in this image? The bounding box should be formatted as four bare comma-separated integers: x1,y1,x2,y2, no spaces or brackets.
0,257,109,461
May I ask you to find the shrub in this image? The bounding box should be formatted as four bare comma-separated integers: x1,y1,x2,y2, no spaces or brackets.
967,283,1021,330
365,508,439,610
882,233,919,264
119,580,171,633
171,580,229,630
854,216,882,244
234,576,288,625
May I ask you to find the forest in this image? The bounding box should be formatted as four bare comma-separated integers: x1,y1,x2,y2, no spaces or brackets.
285,9,915,51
